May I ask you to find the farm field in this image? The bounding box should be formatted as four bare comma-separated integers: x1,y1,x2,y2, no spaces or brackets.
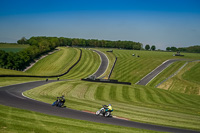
0,105,159,133
0,43,29,53
110,49,200,84
24,80,200,131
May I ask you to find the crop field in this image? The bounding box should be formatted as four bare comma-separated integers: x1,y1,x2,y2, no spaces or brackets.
110,49,200,84
158,61,200,95
0,105,160,133
0,43,29,53
24,80,200,130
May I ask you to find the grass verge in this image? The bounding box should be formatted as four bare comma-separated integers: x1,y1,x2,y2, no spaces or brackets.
0,104,161,133
24,80,200,131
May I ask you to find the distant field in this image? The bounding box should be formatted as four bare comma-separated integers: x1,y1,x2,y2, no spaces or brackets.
24,80,200,130
110,49,200,84
158,61,200,95
0,43,29,52
0,105,158,133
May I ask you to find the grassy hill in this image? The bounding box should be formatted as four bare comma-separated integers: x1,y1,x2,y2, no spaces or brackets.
61,48,101,79
26,47,80,76
110,49,200,84
1,48,200,132
158,61,200,95
24,80,200,130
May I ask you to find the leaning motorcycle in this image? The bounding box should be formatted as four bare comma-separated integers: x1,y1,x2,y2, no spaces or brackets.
52,98,64,107
96,105,112,117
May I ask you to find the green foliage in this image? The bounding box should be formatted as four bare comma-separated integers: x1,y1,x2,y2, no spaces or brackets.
178,45,200,53
145,44,150,50
17,37,28,44
151,45,156,51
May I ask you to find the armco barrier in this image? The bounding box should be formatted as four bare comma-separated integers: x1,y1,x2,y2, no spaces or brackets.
108,57,117,79
0,49,82,78
81,78,131,85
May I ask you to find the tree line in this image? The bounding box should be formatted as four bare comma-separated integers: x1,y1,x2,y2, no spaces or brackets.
1,36,143,70
166,45,200,53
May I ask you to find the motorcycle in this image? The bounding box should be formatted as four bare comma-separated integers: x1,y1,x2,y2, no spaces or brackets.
52,97,65,107
96,105,112,117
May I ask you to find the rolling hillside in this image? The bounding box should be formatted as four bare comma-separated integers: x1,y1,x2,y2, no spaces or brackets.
24,80,200,130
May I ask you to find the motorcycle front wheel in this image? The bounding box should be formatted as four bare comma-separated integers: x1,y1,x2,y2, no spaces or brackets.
96,110,100,116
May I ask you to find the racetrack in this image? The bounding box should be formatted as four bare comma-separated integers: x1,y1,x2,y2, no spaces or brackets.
0,50,200,133
136,59,180,85
90,49,109,78
0,81,199,133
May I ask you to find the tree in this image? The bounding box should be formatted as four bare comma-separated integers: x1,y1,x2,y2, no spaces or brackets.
17,37,27,44
151,45,156,51
170,46,177,52
145,44,150,50
166,47,171,51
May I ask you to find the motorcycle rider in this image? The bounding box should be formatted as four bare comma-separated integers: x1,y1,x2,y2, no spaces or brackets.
52,95,65,107
103,104,113,113
58,95,65,107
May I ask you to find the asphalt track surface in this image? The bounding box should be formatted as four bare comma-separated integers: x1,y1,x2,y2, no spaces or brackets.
91,49,108,78
0,52,199,133
136,59,180,85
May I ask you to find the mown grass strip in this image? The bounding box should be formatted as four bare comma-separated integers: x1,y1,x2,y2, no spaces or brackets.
110,49,200,84
26,47,80,76
158,61,200,95
24,80,200,130
62,48,100,79
0,104,159,133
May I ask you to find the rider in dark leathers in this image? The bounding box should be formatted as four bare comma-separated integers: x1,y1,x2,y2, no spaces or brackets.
52,95,65,107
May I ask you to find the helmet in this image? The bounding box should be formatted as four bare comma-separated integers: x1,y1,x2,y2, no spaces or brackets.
108,104,111,106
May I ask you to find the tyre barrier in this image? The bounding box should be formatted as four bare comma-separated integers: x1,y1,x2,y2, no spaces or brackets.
81,78,131,85
108,57,117,79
